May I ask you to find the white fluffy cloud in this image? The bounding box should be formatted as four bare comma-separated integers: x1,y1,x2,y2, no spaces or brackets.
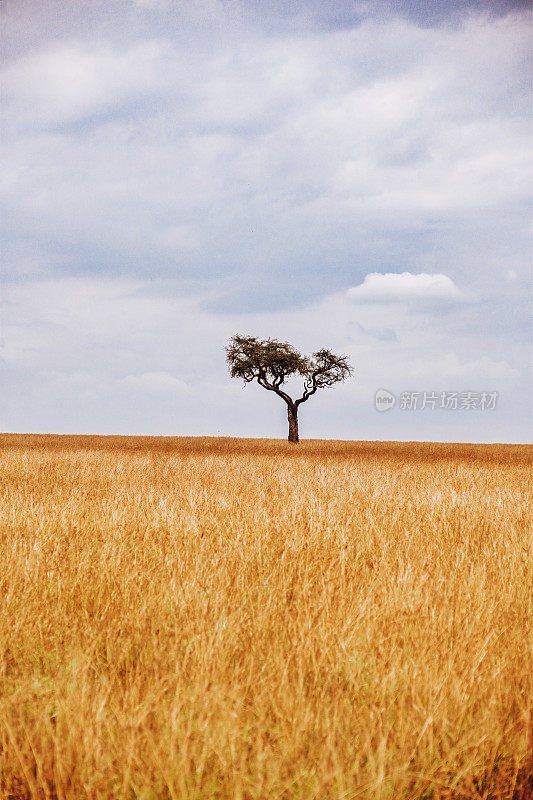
347,272,467,303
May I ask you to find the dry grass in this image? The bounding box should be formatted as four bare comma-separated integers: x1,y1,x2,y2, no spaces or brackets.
0,434,531,800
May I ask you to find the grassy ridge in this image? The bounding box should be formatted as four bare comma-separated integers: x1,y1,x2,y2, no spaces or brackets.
0,435,531,799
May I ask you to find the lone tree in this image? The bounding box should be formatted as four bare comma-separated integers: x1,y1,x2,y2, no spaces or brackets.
225,335,353,443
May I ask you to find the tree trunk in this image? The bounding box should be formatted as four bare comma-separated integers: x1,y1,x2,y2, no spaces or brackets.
287,402,299,443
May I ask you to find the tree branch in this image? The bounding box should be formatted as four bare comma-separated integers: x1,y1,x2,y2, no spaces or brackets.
295,374,318,406
257,373,293,405
295,386,317,406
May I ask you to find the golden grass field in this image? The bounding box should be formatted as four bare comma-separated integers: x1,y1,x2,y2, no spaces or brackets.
0,434,531,800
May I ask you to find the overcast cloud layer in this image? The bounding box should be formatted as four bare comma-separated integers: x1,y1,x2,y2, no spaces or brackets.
1,0,531,441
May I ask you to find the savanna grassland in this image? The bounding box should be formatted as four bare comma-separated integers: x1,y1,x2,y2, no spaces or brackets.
0,435,531,800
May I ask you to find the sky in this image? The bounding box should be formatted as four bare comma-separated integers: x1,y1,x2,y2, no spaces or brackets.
1,0,531,442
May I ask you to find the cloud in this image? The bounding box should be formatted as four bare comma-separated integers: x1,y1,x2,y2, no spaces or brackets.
2,40,167,130
347,272,467,303
1,12,530,321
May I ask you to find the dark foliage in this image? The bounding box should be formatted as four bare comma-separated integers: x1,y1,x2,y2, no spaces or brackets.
225,335,353,406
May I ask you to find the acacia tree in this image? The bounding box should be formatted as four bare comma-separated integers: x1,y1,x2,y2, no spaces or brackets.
225,335,353,443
